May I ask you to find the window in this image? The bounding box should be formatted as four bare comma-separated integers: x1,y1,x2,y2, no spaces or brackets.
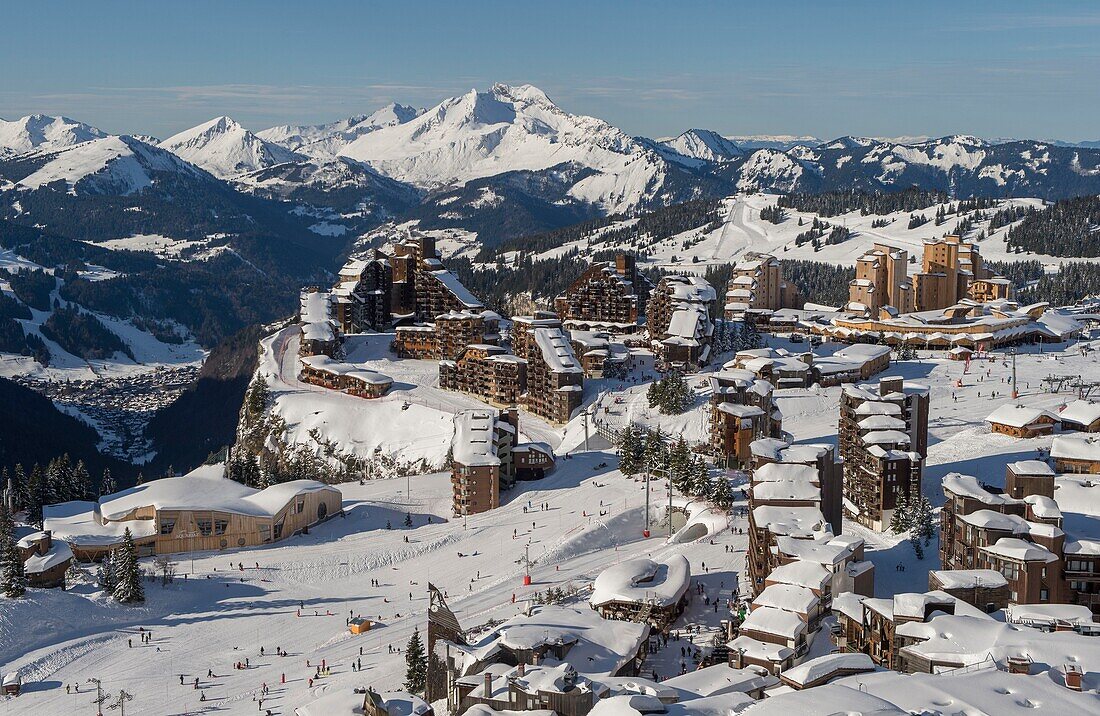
274,519,284,540
214,519,228,535
1040,588,1049,601
317,502,328,521
196,519,212,537
159,519,176,535
296,500,305,514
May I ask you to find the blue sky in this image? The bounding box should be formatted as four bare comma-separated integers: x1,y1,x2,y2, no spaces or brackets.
2,0,1099,141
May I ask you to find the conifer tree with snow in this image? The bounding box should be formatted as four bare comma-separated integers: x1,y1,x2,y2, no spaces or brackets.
643,430,667,474
617,425,642,476
667,438,692,492
1,508,27,599
912,494,936,547
709,475,735,511
72,460,91,501
26,464,47,527
889,489,911,534
404,627,427,694
97,551,117,593
112,528,145,604
689,456,711,498
99,468,117,498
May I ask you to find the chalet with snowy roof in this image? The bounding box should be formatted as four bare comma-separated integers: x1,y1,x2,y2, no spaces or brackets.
299,354,393,398
647,275,716,372
330,251,393,332
299,289,340,357
839,377,930,531
778,652,875,690
589,555,691,630
555,254,650,333
708,370,781,468
1051,434,1100,474
297,688,433,716
16,530,73,588
449,408,555,516
440,344,528,407
986,404,1058,438
523,327,584,424
44,465,341,560
434,603,649,715
1006,459,1057,499
1060,399,1100,433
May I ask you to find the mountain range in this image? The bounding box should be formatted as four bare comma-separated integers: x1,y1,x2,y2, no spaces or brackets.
3,82,1100,254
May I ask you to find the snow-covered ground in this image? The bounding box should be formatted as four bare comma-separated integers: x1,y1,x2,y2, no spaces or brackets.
508,194,1097,273
4,334,1100,714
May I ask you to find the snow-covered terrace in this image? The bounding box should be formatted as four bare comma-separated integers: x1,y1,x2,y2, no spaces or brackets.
589,555,691,610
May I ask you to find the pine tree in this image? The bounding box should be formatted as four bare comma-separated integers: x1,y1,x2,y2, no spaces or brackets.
710,475,735,511
668,438,692,492
97,552,117,593
135,472,145,486
404,512,413,527
72,460,91,502
643,430,667,475
26,464,47,527
404,627,427,694
13,464,27,512
889,489,911,534
689,457,711,498
1,509,27,598
112,528,145,604
912,494,936,547
617,425,641,476
99,468,117,498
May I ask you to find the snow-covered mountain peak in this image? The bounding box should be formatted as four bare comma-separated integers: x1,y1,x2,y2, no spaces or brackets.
16,135,210,195
660,129,744,163
257,105,424,158
158,116,302,178
0,114,109,158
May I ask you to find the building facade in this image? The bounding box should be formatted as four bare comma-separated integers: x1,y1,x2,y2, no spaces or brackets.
555,254,649,332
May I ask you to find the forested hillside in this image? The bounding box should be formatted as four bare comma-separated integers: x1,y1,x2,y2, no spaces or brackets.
1005,195,1100,257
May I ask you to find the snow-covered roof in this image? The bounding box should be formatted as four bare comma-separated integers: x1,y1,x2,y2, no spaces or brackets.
659,664,776,698
22,539,73,574
981,537,1058,563
1059,399,1100,427
1008,459,1055,476
860,429,910,446
895,613,1100,673
452,410,503,467
590,555,690,609
740,606,808,640
752,463,819,484
43,500,157,547
533,327,583,374
300,355,393,385
717,403,764,418
95,465,338,522
300,290,331,323
751,506,829,539
726,635,794,664
741,683,904,716
986,404,1056,429
662,275,716,303
929,569,1008,590
751,481,820,503
1051,434,1100,462
429,269,483,308
780,653,875,688
774,536,853,566
942,473,1017,505
297,690,431,716
1006,603,1095,627
468,605,648,678
766,560,830,591
752,583,818,614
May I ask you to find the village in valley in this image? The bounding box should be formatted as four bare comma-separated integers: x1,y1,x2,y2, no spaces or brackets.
4,224,1100,716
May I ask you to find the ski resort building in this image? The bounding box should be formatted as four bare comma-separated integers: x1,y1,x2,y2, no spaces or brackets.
450,408,554,516
567,330,629,378
555,254,650,333
723,253,803,319
986,404,1058,438
440,344,528,407
1059,399,1100,433
750,438,844,534
299,355,394,398
647,275,716,372
708,369,782,468
725,344,890,390
524,327,584,424
938,469,1100,613
927,569,1011,612
330,252,394,333
847,244,913,317
390,234,485,320
838,376,930,531
43,465,342,560
589,555,691,630
510,313,563,360
1051,434,1100,474
299,289,340,357
393,309,500,360
16,530,73,588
